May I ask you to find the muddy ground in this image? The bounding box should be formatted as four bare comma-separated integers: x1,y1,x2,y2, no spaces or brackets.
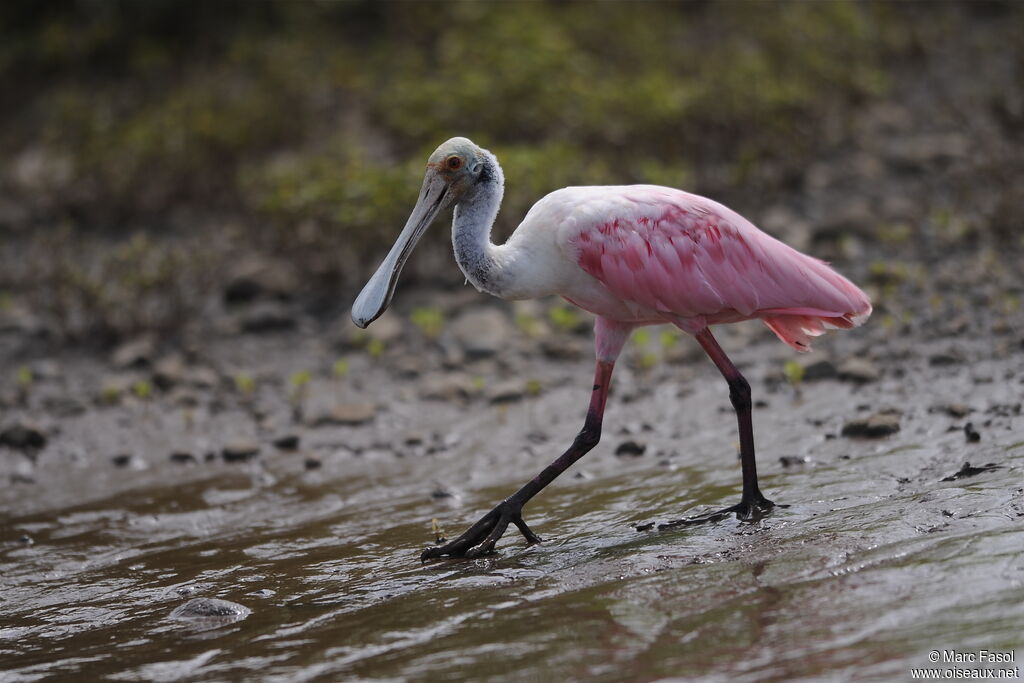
3,18,1024,681
1,264,1022,682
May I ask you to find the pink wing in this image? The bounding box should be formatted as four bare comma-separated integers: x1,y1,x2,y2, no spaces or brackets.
566,187,872,351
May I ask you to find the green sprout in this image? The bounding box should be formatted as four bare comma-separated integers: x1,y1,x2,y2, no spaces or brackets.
99,383,123,404
234,373,256,395
515,312,542,338
659,330,679,352
632,329,651,347
783,360,805,387
410,306,445,340
16,366,33,390
548,304,581,333
332,358,350,378
132,379,153,399
525,378,543,397
366,338,385,358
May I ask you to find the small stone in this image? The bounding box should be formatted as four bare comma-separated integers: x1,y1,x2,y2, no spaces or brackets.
304,458,321,470
169,451,197,465
152,354,186,390
222,440,260,462
837,358,880,383
111,336,156,369
963,423,981,443
929,351,963,366
933,403,971,418
451,307,513,358
779,455,811,467
169,598,251,629
19,534,34,545
431,487,454,499
272,435,300,451
111,454,133,467
0,423,46,451
487,380,525,404
420,372,478,401
310,403,377,426
540,337,583,360
238,302,296,333
841,413,901,438
615,440,646,457
802,359,838,381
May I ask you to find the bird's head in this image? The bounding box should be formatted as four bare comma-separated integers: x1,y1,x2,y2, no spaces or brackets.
351,137,491,328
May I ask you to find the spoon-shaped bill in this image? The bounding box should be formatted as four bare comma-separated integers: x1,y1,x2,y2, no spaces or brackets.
351,174,450,328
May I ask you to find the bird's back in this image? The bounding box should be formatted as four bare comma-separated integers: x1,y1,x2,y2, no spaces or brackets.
534,185,871,350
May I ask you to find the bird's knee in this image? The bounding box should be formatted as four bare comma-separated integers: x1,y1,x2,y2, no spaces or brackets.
729,375,752,411
576,425,602,449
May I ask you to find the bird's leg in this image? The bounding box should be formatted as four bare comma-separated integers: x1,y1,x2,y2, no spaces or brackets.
661,328,775,530
421,360,615,560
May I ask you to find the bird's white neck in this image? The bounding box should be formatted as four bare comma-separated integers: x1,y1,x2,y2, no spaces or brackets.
452,151,508,298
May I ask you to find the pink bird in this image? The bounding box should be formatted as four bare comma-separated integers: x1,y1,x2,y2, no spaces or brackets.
353,137,871,559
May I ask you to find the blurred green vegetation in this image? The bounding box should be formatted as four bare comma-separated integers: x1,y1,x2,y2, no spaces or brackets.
0,0,1016,342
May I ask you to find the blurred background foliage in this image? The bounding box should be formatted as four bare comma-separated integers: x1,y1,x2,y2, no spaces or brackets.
0,0,1020,342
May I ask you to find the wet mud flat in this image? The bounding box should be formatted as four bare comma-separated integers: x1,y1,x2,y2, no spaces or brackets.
1,294,1022,681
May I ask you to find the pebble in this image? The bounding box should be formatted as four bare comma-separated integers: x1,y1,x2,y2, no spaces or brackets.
841,413,901,438
168,597,251,629
487,380,525,404
615,440,647,457
837,358,880,383
237,302,297,333
169,451,198,465
110,336,156,369
222,440,260,462
152,354,186,390
310,403,378,426
963,423,981,443
420,372,478,401
802,359,838,381
451,307,513,358
272,434,300,451
304,458,322,470
779,455,812,467
0,423,46,451
111,454,133,467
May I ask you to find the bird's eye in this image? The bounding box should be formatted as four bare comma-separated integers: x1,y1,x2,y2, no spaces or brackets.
446,156,463,170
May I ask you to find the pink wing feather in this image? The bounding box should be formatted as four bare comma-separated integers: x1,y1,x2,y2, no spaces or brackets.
567,187,871,351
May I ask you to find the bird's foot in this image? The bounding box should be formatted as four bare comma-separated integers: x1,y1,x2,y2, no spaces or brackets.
421,499,542,560
657,494,779,530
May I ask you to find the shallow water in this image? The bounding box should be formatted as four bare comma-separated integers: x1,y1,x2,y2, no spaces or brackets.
2,334,1023,681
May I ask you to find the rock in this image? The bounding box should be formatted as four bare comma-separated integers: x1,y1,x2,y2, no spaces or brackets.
342,313,403,348
431,486,454,499
304,458,322,470
932,403,971,418
222,440,260,462
615,440,646,457
169,451,197,465
802,359,838,381
223,257,299,306
779,455,811,467
487,380,525,404
152,354,186,390
540,337,583,360
111,336,156,369
169,598,251,630
111,454,133,467
238,302,297,333
963,422,981,443
310,403,377,426
837,358,880,383
272,434,300,451
841,413,901,438
0,423,46,451
929,350,963,366
420,372,478,401
760,204,812,252
42,395,86,417
450,307,512,358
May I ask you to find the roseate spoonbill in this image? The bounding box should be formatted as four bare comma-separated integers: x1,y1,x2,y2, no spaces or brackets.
352,137,871,559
